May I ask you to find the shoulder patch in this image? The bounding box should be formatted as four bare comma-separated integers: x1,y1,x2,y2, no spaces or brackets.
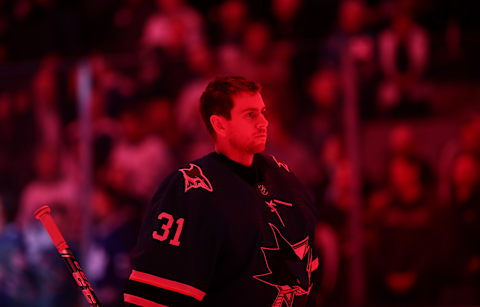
271,155,290,172
179,163,213,192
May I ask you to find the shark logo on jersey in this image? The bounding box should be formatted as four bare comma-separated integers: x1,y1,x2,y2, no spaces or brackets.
179,164,213,192
254,224,319,307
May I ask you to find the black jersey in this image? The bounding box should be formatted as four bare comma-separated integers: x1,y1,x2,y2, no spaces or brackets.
124,152,319,306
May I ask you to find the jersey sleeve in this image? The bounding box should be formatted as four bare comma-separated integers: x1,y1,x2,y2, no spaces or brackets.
124,166,226,306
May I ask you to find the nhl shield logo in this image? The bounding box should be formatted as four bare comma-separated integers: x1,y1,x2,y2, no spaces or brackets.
258,184,269,196
179,164,213,192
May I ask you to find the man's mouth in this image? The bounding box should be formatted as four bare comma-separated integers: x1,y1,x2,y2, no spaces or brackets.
255,130,267,137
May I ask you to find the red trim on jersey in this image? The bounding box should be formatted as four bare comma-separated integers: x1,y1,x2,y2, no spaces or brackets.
271,155,290,172
273,199,292,207
129,270,206,301
312,257,319,271
124,293,168,306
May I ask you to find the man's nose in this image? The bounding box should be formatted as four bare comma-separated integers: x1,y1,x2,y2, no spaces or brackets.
257,114,268,129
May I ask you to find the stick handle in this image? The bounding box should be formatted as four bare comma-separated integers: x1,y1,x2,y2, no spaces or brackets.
34,205,69,252
34,205,101,307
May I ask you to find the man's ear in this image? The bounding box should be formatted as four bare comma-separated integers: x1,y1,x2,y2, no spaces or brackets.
210,115,227,137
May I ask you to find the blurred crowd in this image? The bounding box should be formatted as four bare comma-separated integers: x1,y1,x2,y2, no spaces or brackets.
0,0,480,306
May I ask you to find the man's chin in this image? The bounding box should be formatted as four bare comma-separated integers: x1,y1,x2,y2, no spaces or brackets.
251,142,266,154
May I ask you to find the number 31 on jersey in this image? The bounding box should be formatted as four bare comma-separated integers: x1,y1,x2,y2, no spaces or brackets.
152,212,184,246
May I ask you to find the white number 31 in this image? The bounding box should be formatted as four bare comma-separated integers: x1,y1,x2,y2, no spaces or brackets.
152,212,184,246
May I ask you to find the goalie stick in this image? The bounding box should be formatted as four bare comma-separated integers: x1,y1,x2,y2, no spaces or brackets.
34,205,101,307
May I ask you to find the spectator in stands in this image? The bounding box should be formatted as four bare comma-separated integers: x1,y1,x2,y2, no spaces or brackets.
0,89,36,222
17,146,80,236
438,114,480,203
144,97,181,150
365,123,433,190
136,49,168,99
314,134,353,306
298,67,343,155
31,56,62,149
268,0,303,43
0,195,36,306
313,134,347,208
366,154,437,305
207,0,249,48
107,101,173,202
110,0,153,53
321,0,377,118
311,221,340,306
389,123,417,156
175,44,216,161
141,0,206,52
9,89,36,186
377,2,431,117
86,186,140,307
387,123,432,182
439,152,480,304
218,21,294,127
140,0,207,99
84,53,136,118
323,0,375,64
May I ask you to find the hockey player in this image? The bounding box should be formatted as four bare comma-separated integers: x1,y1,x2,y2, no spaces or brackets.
124,76,319,306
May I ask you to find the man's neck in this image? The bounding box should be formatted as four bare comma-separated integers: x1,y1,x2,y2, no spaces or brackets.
215,145,254,167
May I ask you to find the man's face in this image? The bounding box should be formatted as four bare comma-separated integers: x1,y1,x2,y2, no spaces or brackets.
223,91,269,154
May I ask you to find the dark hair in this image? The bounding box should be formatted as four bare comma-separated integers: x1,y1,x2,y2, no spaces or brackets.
200,76,261,135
